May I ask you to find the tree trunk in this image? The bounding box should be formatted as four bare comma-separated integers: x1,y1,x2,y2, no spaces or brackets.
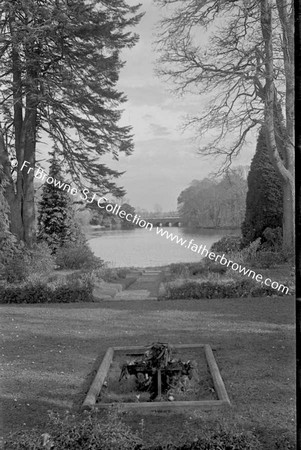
0,128,23,239
6,191,24,240
261,0,295,254
282,178,295,254
23,119,36,246
0,122,37,245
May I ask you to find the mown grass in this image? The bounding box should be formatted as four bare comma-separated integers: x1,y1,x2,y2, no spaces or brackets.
0,295,295,448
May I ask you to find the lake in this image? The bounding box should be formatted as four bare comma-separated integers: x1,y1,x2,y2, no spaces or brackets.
88,226,239,268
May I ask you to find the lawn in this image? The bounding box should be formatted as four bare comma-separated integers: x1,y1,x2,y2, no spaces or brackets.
0,296,295,448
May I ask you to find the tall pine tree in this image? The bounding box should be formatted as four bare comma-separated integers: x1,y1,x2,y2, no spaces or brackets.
37,153,85,252
0,0,142,244
242,127,283,246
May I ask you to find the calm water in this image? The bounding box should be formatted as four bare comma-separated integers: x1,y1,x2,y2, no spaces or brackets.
88,226,238,268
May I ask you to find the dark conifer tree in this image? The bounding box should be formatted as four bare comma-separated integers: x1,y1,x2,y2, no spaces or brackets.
37,153,85,252
0,0,142,244
242,127,283,246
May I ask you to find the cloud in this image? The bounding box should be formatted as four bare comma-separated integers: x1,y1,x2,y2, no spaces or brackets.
149,123,170,136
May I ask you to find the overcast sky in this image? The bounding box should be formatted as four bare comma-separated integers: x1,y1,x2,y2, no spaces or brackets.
99,0,256,211
36,0,255,211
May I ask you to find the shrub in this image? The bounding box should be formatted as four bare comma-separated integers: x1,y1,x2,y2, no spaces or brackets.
1,241,56,283
241,237,261,262
91,266,134,282
37,153,87,253
0,283,51,304
2,244,31,283
169,261,224,278
203,259,227,274
101,268,126,282
55,242,103,270
0,231,19,275
187,262,207,276
211,235,242,254
4,409,142,450
28,242,56,275
165,278,285,300
262,227,283,250
228,238,262,268
0,276,93,304
241,126,283,247
169,263,191,277
116,268,129,279
252,251,285,269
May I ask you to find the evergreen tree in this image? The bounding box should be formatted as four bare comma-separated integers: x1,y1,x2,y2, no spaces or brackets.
0,0,142,244
242,127,283,247
37,153,85,252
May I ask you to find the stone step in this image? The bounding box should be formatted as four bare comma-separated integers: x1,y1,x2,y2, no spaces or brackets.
114,290,151,301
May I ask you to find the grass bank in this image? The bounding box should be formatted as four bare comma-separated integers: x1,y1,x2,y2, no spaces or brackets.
1,295,295,448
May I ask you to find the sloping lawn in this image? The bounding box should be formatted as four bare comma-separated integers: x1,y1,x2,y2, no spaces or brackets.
0,296,295,448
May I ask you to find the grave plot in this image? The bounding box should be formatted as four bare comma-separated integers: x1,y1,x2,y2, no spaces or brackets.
83,343,230,411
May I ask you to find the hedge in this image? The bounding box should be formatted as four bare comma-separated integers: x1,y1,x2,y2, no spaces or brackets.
165,279,287,300
0,283,93,304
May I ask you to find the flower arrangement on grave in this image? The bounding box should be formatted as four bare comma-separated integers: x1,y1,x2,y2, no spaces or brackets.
119,342,197,401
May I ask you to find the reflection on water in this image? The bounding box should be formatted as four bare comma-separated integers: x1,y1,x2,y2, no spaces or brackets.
88,226,239,268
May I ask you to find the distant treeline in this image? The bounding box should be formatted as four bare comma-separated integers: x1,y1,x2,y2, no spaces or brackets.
178,167,248,229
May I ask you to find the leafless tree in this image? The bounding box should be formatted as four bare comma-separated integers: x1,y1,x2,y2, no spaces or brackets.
156,0,294,252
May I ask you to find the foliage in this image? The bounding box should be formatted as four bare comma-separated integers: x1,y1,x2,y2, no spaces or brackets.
242,128,283,247
169,263,191,277
251,251,285,269
2,241,56,283
231,237,288,269
2,245,32,283
226,238,262,268
119,342,193,400
55,242,103,270
4,414,263,450
88,201,136,229
0,228,19,275
164,279,286,300
240,238,262,263
91,266,131,282
178,169,247,228
169,261,226,278
0,276,93,304
155,0,293,172
262,227,283,251
4,409,142,450
120,203,136,229
37,154,86,252
202,259,227,274
27,242,57,274
74,207,93,232
211,235,242,254
149,430,261,449
0,0,142,243
156,0,294,252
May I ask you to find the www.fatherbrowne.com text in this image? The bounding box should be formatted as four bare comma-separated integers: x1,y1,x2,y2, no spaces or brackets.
21,160,289,295
156,228,289,295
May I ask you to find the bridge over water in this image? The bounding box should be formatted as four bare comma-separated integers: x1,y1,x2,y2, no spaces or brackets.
142,212,182,227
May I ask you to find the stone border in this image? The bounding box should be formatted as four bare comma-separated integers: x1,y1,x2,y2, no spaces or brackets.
82,344,230,411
